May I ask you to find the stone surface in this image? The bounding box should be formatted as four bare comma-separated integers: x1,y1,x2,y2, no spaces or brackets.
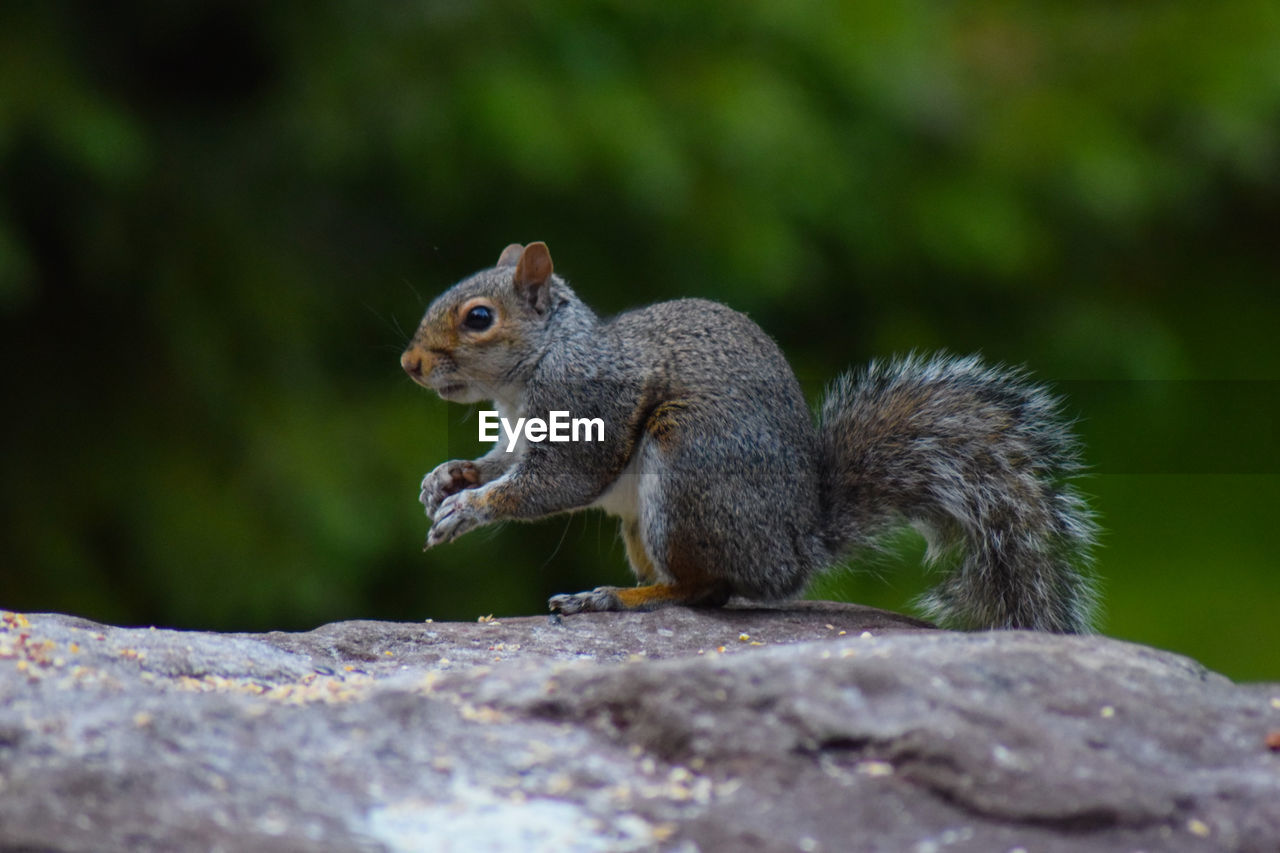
1,603,1278,852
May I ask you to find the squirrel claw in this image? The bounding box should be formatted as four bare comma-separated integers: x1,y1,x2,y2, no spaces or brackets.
548,587,623,615
426,491,483,547
420,460,482,520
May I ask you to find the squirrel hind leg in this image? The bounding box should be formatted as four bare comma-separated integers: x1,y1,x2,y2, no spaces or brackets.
548,514,733,615
548,581,731,614
620,517,663,585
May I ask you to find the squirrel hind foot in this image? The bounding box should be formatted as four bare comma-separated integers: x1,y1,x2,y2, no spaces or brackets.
548,581,731,615
548,587,624,615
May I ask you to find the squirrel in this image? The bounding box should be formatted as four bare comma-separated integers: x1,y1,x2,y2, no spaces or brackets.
400,242,1099,633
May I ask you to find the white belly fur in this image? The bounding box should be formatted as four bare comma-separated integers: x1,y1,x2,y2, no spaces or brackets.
589,452,643,522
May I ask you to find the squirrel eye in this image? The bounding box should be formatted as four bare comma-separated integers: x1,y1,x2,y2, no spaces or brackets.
462,305,494,331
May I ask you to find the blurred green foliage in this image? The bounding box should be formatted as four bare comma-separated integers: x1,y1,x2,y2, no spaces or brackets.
2,2,1277,679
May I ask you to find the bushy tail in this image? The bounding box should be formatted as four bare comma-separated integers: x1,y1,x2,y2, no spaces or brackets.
816,354,1098,633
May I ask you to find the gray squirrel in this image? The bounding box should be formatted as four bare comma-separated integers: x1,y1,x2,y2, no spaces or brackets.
401,242,1098,632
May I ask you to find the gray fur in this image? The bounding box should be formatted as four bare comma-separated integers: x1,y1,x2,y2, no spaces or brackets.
403,246,1098,633
817,354,1098,632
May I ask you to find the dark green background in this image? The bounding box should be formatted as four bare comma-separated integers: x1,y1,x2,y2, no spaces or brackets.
2,3,1277,679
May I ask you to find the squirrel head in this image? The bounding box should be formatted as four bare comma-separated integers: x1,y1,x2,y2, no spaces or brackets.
401,241,562,405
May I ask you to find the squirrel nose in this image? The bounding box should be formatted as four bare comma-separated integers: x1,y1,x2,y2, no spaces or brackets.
401,351,424,379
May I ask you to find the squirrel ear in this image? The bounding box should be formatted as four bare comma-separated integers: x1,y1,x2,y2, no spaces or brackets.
513,241,553,313
495,243,524,268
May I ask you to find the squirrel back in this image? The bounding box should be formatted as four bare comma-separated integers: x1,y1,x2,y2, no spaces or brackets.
403,242,1098,632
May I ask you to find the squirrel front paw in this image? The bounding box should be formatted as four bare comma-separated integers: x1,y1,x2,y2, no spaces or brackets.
419,460,482,519
425,489,487,548
548,586,624,614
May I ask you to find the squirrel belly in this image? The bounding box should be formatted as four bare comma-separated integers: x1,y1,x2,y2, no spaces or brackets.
402,242,1099,633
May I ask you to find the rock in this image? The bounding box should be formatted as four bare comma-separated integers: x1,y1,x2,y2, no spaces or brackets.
0,603,1277,852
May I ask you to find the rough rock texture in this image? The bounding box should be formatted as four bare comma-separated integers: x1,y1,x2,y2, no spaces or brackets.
1,602,1278,852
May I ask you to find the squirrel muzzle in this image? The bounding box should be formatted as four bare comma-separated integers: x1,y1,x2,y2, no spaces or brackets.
400,349,435,388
